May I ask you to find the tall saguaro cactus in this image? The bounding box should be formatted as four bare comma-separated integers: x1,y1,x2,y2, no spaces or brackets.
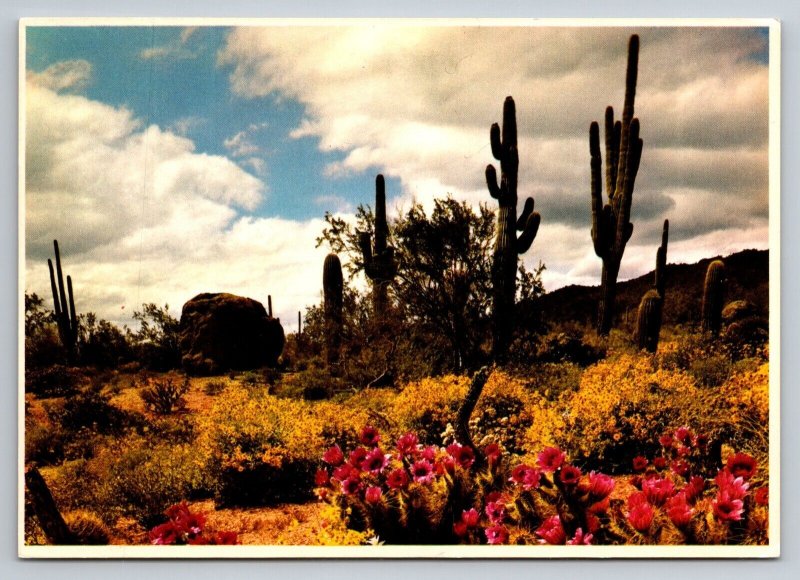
323,253,344,368
485,96,541,359
702,260,726,336
358,175,397,323
635,219,669,352
47,239,78,360
590,34,644,335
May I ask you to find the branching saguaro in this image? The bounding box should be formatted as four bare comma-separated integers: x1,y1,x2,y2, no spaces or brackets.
486,96,540,359
47,239,78,360
590,34,644,335
358,175,397,323
635,219,669,352
323,253,344,368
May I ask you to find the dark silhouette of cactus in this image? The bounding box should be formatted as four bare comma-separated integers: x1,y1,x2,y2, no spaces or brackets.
590,34,643,335
358,175,397,322
267,295,273,318
485,96,540,359
635,220,669,352
323,253,344,368
454,365,492,465
297,311,302,336
702,260,726,335
47,239,78,360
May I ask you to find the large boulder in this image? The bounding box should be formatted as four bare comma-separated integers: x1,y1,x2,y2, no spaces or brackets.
179,293,284,375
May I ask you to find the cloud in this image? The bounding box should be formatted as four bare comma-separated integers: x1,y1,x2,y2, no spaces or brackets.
27,59,92,92
25,79,327,327
219,25,771,288
139,27,199,61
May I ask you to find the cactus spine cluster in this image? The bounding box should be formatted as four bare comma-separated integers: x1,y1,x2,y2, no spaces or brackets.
47,239,78,360
323,253,344,367
702,260,726,335
590,34,644,335
485,96,541,359
635,219,668,352
359,175,397,322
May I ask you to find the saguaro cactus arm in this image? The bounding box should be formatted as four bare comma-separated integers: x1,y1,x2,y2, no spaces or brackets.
359,175,397,320
655,219,669,297
589,34,643,335
486,96,540,359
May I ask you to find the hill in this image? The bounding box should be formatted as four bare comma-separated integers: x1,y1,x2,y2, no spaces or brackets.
535,249,769,329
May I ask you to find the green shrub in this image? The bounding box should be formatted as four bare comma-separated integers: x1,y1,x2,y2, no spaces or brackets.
690,354,732,387
140,376,189,414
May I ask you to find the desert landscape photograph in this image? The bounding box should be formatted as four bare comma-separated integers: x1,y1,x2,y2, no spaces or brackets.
20,20,778,556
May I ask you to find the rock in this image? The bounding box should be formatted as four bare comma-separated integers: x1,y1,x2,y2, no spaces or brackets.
179,293,284,375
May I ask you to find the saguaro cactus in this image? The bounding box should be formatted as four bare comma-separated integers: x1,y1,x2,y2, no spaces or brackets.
635,219,669,352
485,96,541,359
702,260,726,335
590,34,644,335
47,239,78,360
358,175,397,322
323,253,344,367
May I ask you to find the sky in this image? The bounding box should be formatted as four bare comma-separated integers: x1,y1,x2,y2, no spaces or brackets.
23,24,772,329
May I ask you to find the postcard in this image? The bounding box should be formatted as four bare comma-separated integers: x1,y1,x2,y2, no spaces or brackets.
19,18,780,558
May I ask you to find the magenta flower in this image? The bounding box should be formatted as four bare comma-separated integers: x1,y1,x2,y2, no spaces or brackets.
341,476,362,496
421,445,438,462
396,433,419,458
684,476,706,502
484,443,501,466
666,493,693,527
364,485,383,504
559,464,582,487
537,447,566,472
348,447,369,468
642,477,675,506
149,522,180,545
653,456,667,470
671,459,690,478
360,426,381,446
362,447,390,474
509,464,540,490
322,444,344,466
588,471,615,498
715,470,749,500
713,492,745,522
485,501,506,524
754,486,769,506
314,468,330,487
726,452,758,480
332,464,358,482
410,459,435,484
567,528,593,545
386,468,409,489
659,433,674,448
535,515,566,545
675,426,694,447
453,521,469,537
587,496,611,515
446,443,475,469
461,508,480,528
485,525,509,545
627,502,654,533
632,456,648,472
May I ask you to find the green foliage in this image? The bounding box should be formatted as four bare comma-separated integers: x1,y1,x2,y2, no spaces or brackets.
25,364,81,398
316,196,545,377
24,293,63,369
129,304,181,371
78,312,132,368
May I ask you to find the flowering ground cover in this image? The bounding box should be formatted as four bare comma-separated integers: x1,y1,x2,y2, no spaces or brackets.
24,335,770,548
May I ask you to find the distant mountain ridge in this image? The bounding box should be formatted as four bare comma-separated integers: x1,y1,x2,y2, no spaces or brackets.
536,249,769,328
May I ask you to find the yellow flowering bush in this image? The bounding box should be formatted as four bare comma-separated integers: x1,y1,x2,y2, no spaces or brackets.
195,384,372,506
554,354,700,469
390,375,469,443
